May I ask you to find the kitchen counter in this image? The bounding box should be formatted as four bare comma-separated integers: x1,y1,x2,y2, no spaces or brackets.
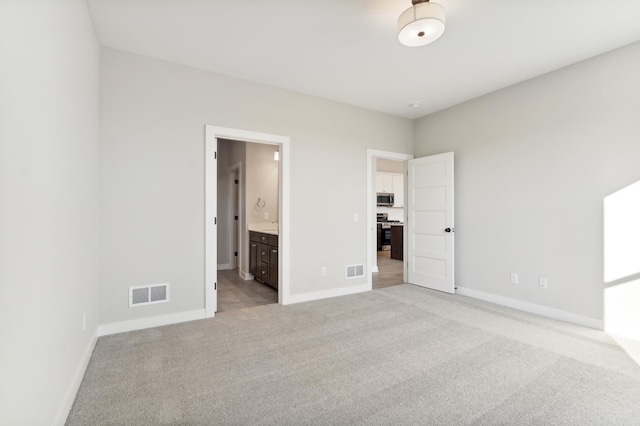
258,229,278,236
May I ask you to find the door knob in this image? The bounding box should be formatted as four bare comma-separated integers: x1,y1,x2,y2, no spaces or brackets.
445,228,452,233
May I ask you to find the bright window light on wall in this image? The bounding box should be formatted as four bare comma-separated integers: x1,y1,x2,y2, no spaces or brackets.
603,179,640,345
604,180,640,283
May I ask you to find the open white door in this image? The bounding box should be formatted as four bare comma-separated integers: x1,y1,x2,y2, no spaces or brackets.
407,152,455,293
205,133,217,316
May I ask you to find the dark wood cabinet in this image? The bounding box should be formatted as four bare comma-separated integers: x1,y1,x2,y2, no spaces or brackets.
249,231,278,290
390,225,403,261
249,238,259,276
268,246,278,289
258,243,269,282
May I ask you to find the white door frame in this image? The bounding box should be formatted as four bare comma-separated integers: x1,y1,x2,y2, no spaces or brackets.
228,164,242,270
366,149,414,290
206,125,291,318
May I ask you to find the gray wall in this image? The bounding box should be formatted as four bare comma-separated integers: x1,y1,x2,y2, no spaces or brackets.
0,0,100,424
414,41,640,323
99,48,414,324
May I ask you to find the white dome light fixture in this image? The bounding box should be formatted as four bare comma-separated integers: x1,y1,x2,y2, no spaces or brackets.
398,0,445,47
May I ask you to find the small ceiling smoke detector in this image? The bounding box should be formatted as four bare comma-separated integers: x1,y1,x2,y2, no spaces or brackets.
409,102,421,108
398,0,445,47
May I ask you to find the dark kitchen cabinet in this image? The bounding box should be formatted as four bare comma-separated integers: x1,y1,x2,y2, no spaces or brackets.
390,225,403,261
249,231,278,290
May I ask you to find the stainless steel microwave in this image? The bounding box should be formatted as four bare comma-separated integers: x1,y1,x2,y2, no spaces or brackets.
377,193,394,206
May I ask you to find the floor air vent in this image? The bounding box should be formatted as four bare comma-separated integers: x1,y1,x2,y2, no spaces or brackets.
346,264,365,279
129,283,170,307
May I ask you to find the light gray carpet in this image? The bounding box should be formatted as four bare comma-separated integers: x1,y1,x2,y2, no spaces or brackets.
66,285,640,425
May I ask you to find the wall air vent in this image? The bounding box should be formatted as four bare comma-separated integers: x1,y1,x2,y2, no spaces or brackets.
346,264,365,279
129,283,170,307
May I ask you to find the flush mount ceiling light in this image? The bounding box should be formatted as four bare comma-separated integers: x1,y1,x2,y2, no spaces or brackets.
398,0,445,47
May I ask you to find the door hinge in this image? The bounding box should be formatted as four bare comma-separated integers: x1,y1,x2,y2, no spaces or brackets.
214,152,217,160
214,282,217,290
234,252,238,257
234,215,238,220
234,179,239,184
214,217,217,225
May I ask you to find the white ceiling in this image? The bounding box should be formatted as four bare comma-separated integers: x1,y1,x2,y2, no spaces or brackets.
87,0,640,119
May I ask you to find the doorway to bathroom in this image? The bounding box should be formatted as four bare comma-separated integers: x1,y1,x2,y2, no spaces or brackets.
204,125,290,318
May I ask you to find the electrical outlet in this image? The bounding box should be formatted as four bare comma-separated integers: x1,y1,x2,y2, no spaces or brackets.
264,212,269,220
320,266,327,276
539,278,548,289
353,213,358,222
510,273,519,284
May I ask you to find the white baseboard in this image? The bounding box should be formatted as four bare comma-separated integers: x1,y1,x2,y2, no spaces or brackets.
239,269,254,281
456,286,604,330
217,263,229,270
97,309,206,336
283,283,369,305
54,333,98,426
